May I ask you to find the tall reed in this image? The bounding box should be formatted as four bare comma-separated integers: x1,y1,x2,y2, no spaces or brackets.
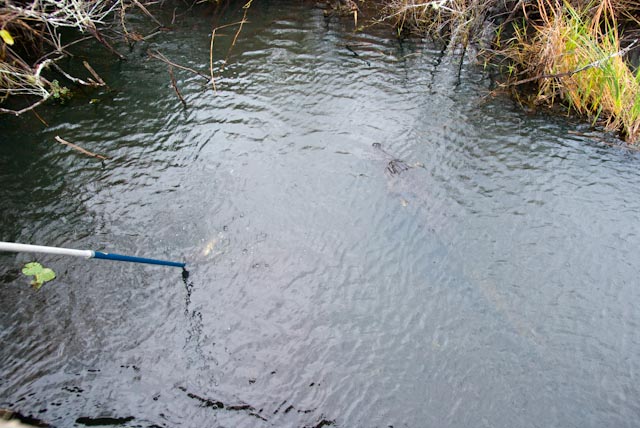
385,0,640,143
502,0,640,142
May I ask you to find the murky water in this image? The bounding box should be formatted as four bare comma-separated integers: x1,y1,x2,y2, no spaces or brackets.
2,2,640,427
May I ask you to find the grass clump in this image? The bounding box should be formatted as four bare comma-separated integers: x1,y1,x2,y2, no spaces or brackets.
384,0,640,144
502,0,640,142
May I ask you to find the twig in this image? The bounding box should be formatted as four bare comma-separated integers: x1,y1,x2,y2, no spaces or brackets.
37,36,94,62
83,61,107,86
223,0,253,70
54,136,109,160
209,28,217,92
139,31,160,40
131,0,163,26
148,50,209,80
32,109,49,126
168,66,187,108
88,26,126,60
52,63,96,86
0,96,50,116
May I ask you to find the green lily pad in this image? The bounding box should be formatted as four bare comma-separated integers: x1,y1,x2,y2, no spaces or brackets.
22,262,56,290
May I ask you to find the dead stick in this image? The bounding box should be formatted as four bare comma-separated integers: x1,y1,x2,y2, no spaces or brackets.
54,136,109,160
224,18,248,68
209,28,217,93
52,63,95,87
168,66,187,108
223,2,252,70
31,109,49,127
88,26,126,61
0,97,50,116
83,61,106,86
214,21,248,31
148,50,209,80
132,0,163,26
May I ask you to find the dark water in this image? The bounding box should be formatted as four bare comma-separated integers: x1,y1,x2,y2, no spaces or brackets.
2,2,640,427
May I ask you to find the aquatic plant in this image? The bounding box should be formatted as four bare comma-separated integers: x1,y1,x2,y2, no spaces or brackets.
22,262,56,290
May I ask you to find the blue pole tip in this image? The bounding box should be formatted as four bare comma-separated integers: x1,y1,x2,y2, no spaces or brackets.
93,251,186,268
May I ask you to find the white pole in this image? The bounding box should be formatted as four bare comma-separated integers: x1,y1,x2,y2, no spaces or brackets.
0,242,93,259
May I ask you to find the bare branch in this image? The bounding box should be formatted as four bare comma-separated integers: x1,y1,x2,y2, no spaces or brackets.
54,136,109,160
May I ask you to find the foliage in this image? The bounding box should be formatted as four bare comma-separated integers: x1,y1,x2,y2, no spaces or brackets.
50,80,72,102
499,0,640,142
22,262,56,290
0,29,14,45
383,0,640,143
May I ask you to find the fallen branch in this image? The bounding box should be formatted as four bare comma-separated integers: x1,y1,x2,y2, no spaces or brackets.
31,109,49,126
54,136,109,160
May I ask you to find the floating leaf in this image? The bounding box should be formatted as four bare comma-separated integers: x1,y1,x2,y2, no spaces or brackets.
22,262,43,276
37,268,56,284
22,262,56,290
0,29,14,46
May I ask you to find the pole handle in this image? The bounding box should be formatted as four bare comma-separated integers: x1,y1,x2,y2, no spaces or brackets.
0,242,92,258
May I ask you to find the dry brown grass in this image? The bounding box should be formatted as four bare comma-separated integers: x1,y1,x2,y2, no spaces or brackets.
383,0,492,47
501,0,640,142
0,0,128,114
384,0,640,143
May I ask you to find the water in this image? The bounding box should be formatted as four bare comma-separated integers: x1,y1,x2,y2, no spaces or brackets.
2,1,640,427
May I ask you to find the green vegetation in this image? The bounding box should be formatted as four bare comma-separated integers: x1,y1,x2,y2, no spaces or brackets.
22,262,56,290
502,0,640,142
385,0,640,143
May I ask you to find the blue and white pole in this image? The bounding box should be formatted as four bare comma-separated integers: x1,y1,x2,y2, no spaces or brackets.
0,242,186,268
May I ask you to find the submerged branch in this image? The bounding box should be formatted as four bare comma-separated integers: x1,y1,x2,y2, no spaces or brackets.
54,136,109,160
168,66,187,108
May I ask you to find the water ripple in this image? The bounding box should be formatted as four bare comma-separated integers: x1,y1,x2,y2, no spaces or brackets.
1,1,640,427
